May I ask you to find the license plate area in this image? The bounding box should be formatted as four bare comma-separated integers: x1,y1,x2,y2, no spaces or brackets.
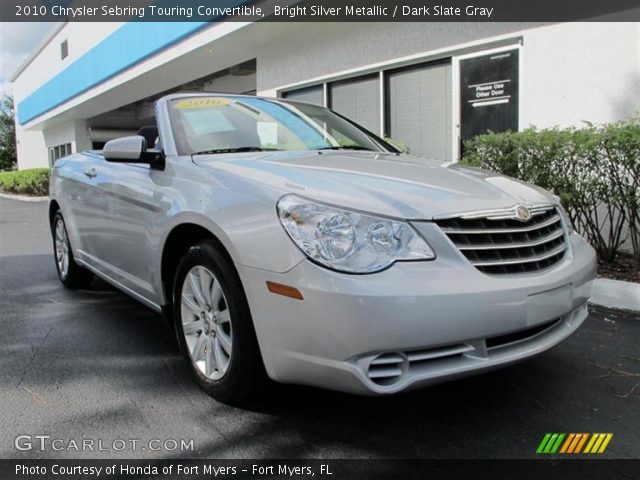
526,284,572,326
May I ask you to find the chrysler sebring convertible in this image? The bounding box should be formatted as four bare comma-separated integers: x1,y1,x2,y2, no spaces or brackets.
49,93,596,402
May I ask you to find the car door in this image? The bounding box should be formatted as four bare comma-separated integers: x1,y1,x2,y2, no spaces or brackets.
84,158,169,306
55,153,102,263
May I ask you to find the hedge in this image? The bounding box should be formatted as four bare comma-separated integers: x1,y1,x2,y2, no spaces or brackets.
384,136,412,154
461,120,640,264
0,168,51,196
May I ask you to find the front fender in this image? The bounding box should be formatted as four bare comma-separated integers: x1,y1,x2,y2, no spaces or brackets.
154,205,305,305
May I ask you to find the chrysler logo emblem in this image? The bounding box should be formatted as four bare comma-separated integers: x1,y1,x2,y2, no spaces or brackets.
516,205,531,221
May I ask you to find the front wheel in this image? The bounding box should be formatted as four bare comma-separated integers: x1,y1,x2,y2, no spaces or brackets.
173,240,268,403
52,211,93,289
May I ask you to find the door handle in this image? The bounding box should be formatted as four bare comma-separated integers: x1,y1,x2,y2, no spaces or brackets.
83,167,97,178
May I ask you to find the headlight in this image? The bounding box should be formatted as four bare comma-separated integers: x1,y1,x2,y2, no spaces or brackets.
277,195,435,273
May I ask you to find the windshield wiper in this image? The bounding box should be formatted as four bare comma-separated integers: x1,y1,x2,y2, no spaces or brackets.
192,146,281,155
315,145,374,151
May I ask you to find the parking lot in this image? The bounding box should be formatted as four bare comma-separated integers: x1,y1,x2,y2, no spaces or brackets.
0,197,638,460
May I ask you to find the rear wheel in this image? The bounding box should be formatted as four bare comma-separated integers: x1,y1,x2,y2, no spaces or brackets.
52,211,93,288
173,240,268,403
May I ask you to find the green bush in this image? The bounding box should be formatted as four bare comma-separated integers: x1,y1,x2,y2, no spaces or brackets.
0,168,51,196
461,120,640,264
384,136,411,154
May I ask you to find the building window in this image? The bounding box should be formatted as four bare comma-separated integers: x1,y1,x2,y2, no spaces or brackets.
280,60,453,160
385,60,452,160
279,45,522,161
60,39,69,60
281,85,324,106
329,75,380,135
48,143,72,167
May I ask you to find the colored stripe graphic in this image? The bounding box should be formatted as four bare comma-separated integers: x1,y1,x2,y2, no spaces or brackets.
559,433,575,453
584,434,599,453
592,433,607,452
544,434,559,453
597,434,613,453
537,433,565,453
584,433,614,454
538,433,613,454
536,433,552,454
550,433,565,453
567,433,582,453
574,433,589,453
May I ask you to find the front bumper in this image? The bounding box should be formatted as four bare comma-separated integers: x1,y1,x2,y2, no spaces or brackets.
238,232,596,395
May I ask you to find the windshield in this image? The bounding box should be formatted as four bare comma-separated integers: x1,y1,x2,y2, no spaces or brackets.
168,96,395,155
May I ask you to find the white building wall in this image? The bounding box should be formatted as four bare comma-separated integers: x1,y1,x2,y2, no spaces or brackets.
13,21,255,169
16,21,250,132
42,122,75,152
256,22,545,94
12,22,124,102
204,72,257,94
257,22,640,131
74,119,92,152
16,119,91,170
521,22,639,129
15,130,47,170
13,22,124,170
42,120,91,153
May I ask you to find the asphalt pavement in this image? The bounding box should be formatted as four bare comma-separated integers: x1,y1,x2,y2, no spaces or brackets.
0,197,638,460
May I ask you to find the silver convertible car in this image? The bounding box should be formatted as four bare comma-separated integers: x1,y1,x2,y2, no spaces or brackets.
50,93,596,402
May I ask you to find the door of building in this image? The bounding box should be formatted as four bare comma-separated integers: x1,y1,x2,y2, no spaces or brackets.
460,49,519,152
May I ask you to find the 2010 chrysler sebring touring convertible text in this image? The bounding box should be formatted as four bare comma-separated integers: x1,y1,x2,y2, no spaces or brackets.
49,94,596,402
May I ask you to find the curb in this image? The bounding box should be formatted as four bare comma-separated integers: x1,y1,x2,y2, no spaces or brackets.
590,277,640,312
0,192,48,202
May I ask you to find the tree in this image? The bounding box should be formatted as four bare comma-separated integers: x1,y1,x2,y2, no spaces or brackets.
0,95,17,171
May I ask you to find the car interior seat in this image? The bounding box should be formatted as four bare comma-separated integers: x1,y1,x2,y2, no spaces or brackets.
137,126,159,150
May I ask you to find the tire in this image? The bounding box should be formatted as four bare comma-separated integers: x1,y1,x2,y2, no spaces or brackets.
173,240,268,403
51,211,94,289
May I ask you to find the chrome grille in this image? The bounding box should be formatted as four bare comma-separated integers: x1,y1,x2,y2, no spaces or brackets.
434,205,568,275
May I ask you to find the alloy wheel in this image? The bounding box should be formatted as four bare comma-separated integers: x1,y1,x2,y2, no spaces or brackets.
180,266,233,381
54,219,70,279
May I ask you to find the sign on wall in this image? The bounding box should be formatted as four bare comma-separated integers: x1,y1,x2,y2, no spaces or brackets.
460,49,519,148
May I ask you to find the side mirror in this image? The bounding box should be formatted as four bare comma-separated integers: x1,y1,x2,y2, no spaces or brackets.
103,135,145,162
103,135,164,169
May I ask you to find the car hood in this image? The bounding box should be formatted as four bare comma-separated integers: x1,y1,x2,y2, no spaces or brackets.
193,151,556,219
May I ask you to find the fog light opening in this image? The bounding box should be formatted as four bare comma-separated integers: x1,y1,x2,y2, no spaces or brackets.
367,352,408,386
